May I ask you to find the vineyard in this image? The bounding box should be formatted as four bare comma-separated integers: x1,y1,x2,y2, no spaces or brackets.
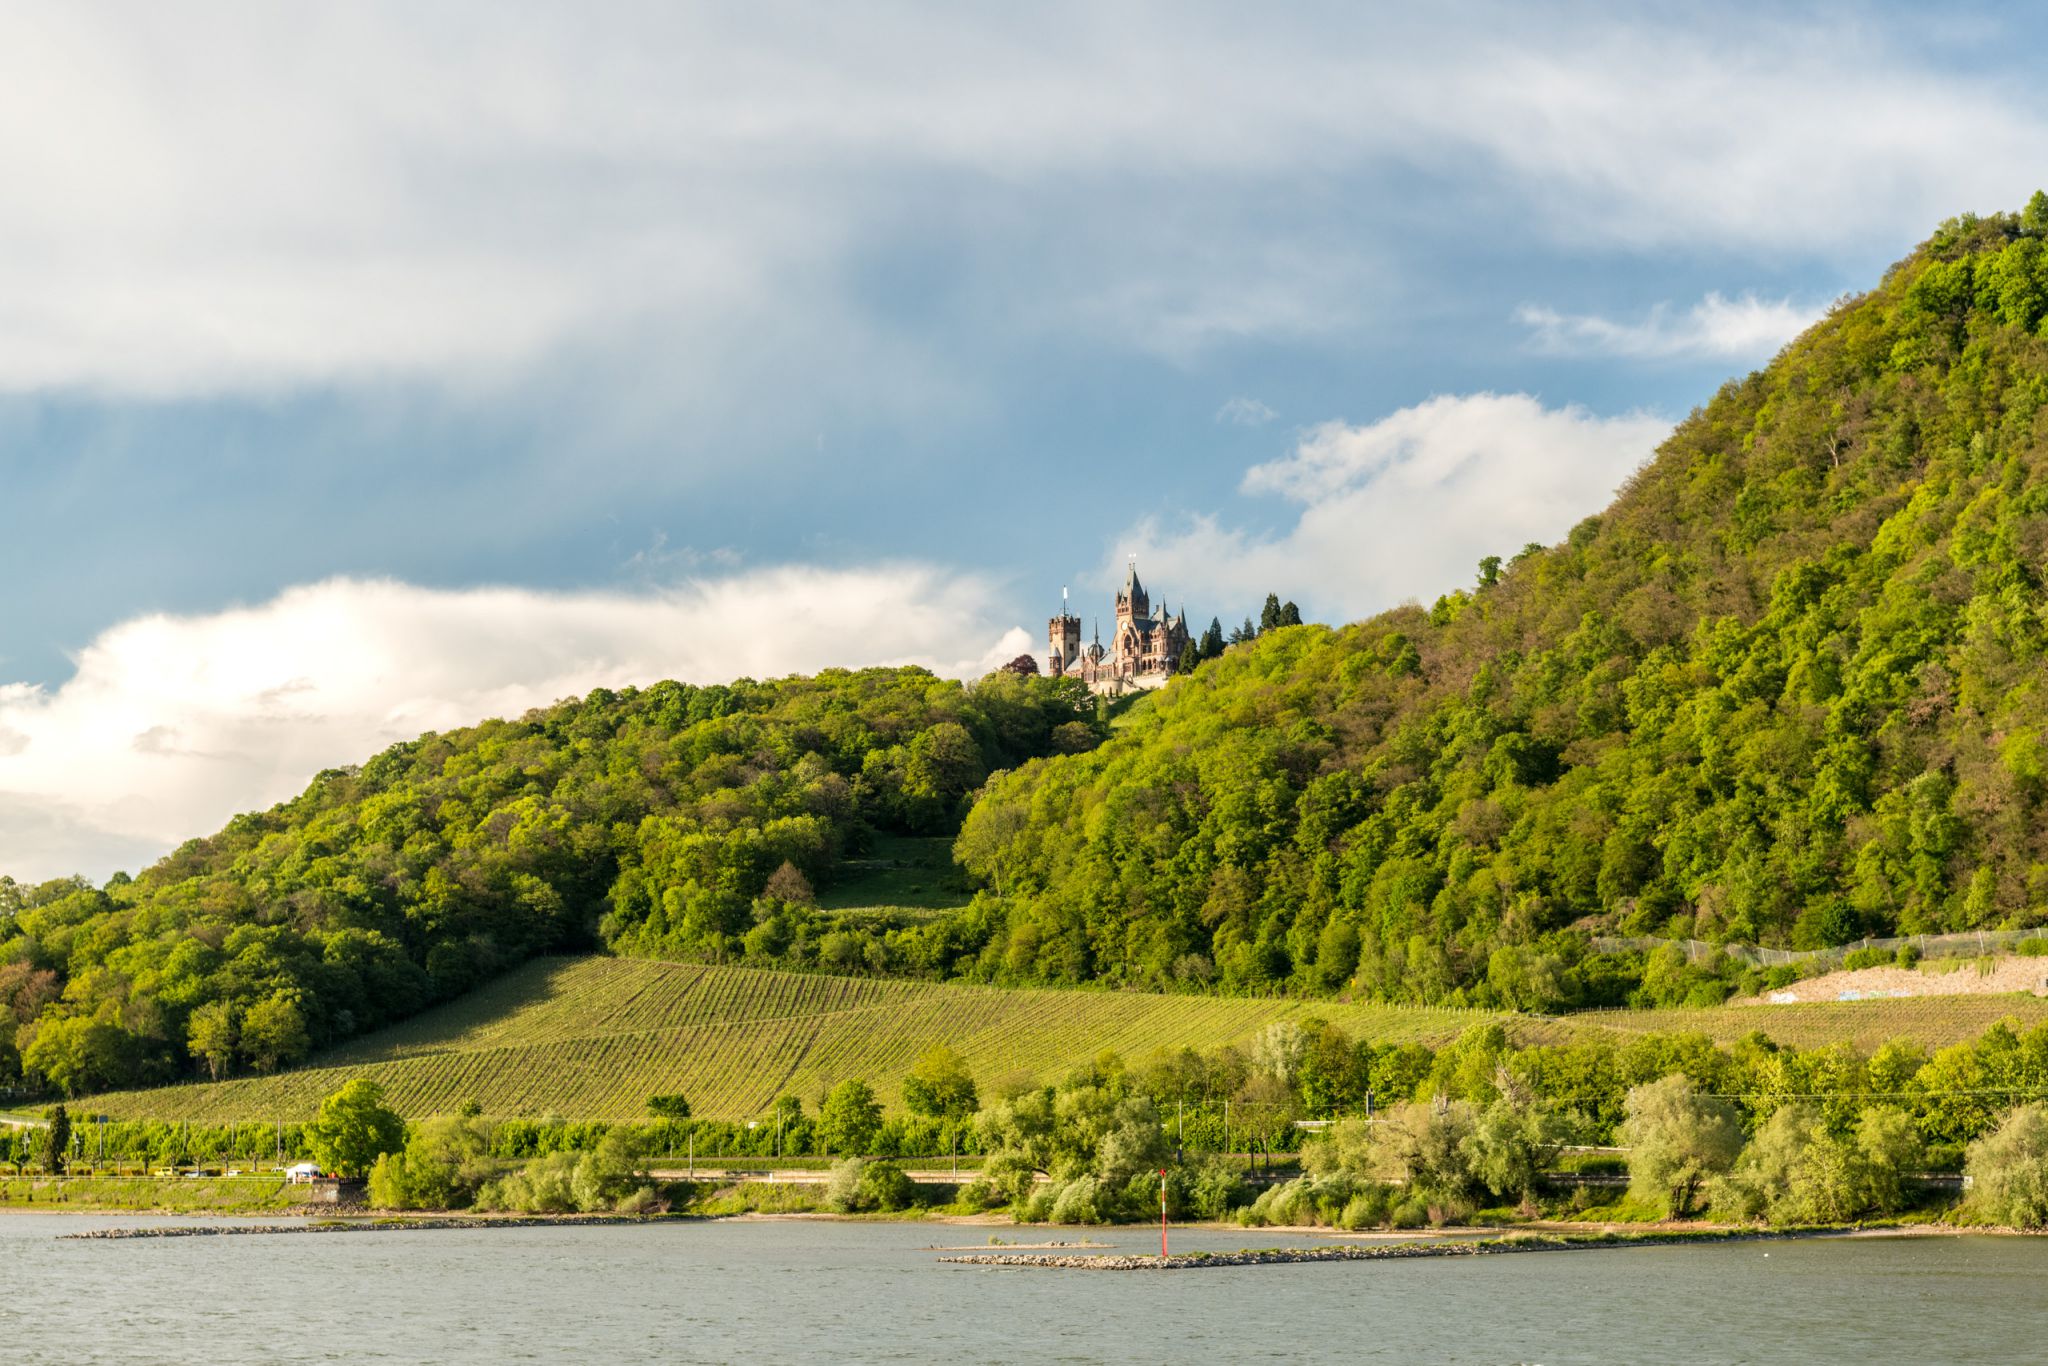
85,957,1522,1123
82,956,2048,1124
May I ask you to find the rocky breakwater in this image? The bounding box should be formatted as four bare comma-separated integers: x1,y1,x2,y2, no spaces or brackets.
939,1231,1790,1270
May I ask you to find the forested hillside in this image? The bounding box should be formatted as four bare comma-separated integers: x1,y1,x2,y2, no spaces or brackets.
17,200,2048,1099
946,197,2048,1007
0,668,1094,1094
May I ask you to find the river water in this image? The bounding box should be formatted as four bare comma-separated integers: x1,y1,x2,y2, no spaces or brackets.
6,1215,2045,1363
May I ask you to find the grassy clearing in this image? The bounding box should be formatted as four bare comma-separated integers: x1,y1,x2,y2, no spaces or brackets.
87,957,1514,1123
814,834,973,916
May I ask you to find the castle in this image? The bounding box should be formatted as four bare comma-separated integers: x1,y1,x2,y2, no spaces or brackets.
1048,561,1191,694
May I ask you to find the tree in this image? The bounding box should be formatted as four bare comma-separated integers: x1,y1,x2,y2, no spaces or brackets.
43,1104,69,1175
999,654,1040,676
22,1015,134,1096
818,1078,883,1155
1710,1104,1868,1225
1966,1103,2048,1228
187,1000,238,1081
902,1045,978,1119
1278,600,1302,627
1617,1076,1742,1217
1259,593,1283,632
1176,641,1201,675
648,1094,692,1121
1200,618,1225,659
762,861,815,907
241,990,310,1073
1462,1094,1567,1204
368,1112,494,1210
1476,555,1502,588
306,1078,406,1179
1356,1100,1478,1200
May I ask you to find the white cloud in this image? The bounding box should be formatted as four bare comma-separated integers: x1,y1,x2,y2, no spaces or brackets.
1516,293,1823,362
0,569,1025,882
1112,393,1670,622
1215,397,1279,426
1,6,2045,393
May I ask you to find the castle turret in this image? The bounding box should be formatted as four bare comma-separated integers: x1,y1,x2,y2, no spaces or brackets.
1116,559,1149,624
1048,609,1082,676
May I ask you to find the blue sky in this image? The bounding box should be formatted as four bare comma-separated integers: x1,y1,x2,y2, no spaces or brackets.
4,1,2046,879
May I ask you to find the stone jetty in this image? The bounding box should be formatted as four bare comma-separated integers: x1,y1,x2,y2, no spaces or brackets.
939,1231,1791,1270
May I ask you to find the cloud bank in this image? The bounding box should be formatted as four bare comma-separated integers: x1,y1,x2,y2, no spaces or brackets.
0,570,1027,883
0,5,2043,394
1112,393,1671,624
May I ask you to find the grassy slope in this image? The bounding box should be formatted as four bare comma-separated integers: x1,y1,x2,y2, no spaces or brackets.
84,956,2048,1123
87,957,1524,1122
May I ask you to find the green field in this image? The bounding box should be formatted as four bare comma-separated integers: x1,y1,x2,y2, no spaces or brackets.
88,957,1520,1123
813,834,973,916
83,956,2048,1124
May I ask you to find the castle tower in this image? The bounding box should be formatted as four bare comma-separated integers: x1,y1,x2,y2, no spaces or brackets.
1115,559,1149,626
1048,587,1081,676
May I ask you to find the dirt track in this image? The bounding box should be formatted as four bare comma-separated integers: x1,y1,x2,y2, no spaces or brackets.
1738,958,2048,1005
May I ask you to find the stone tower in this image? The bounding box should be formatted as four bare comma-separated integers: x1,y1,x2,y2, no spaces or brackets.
1048,587,1082,676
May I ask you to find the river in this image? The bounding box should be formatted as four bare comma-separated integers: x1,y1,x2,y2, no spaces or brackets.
6,1215,2044,1363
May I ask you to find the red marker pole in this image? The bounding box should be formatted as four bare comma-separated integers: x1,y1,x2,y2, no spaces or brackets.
1159,1168,1168,1260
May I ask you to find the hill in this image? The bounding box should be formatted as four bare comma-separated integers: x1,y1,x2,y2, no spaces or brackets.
939,197,2048,1009
22,199,2048,1105
82,957,1519,1122
0,667,1096,1096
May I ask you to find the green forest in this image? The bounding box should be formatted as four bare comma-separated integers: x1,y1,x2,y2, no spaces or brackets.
17,198,2048,1098
0,668,1096,1094
951,195,2048,1004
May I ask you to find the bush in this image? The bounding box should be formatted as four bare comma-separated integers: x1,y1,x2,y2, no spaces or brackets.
1896,944,1922,969
1048,1177,1102,1224
1179,1157,1250,1219
824,1158,915,1213
478,1127,652,1214
1966,1104,2048,1228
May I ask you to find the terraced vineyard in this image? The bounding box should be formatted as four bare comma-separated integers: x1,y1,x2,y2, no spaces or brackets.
85,956,2048,1123
86,958,1528,1123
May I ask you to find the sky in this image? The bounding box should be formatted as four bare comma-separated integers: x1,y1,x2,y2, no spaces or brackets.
6,0,2048,881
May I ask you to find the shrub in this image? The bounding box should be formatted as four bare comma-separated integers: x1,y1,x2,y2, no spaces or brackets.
1048,1177,1102,1224
824,1158,915,1213
1966,1104,2048,1228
